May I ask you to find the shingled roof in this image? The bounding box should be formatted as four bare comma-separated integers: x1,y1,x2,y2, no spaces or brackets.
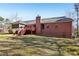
19,16,73,25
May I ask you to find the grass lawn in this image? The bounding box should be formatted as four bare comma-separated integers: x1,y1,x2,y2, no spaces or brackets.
0,34,13,40
0,34,79,56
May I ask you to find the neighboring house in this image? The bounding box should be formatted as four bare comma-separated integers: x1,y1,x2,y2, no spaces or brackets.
0,21,4,33
10,21,25,33
0,19,13,34
4,23,12,33
19,15,73,38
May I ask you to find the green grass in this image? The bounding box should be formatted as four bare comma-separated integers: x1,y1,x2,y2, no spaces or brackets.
0,34,79,56
0,34,13,40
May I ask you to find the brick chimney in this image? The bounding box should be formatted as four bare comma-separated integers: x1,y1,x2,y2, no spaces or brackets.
36,15,41,34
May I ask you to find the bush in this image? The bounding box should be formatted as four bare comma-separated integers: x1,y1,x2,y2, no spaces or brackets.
8,29,13,34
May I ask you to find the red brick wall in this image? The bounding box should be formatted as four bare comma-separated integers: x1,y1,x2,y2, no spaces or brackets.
35,16,72,38
41,22,72,38
36,16,41,34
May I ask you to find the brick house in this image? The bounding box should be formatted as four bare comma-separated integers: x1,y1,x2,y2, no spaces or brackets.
19,15,73,38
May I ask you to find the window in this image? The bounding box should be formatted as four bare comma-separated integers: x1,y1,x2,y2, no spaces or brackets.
41,24,44,30
12,24,19,28
25,25,27,27
55,24,58,28
46,24,49,28
33,24,36,28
